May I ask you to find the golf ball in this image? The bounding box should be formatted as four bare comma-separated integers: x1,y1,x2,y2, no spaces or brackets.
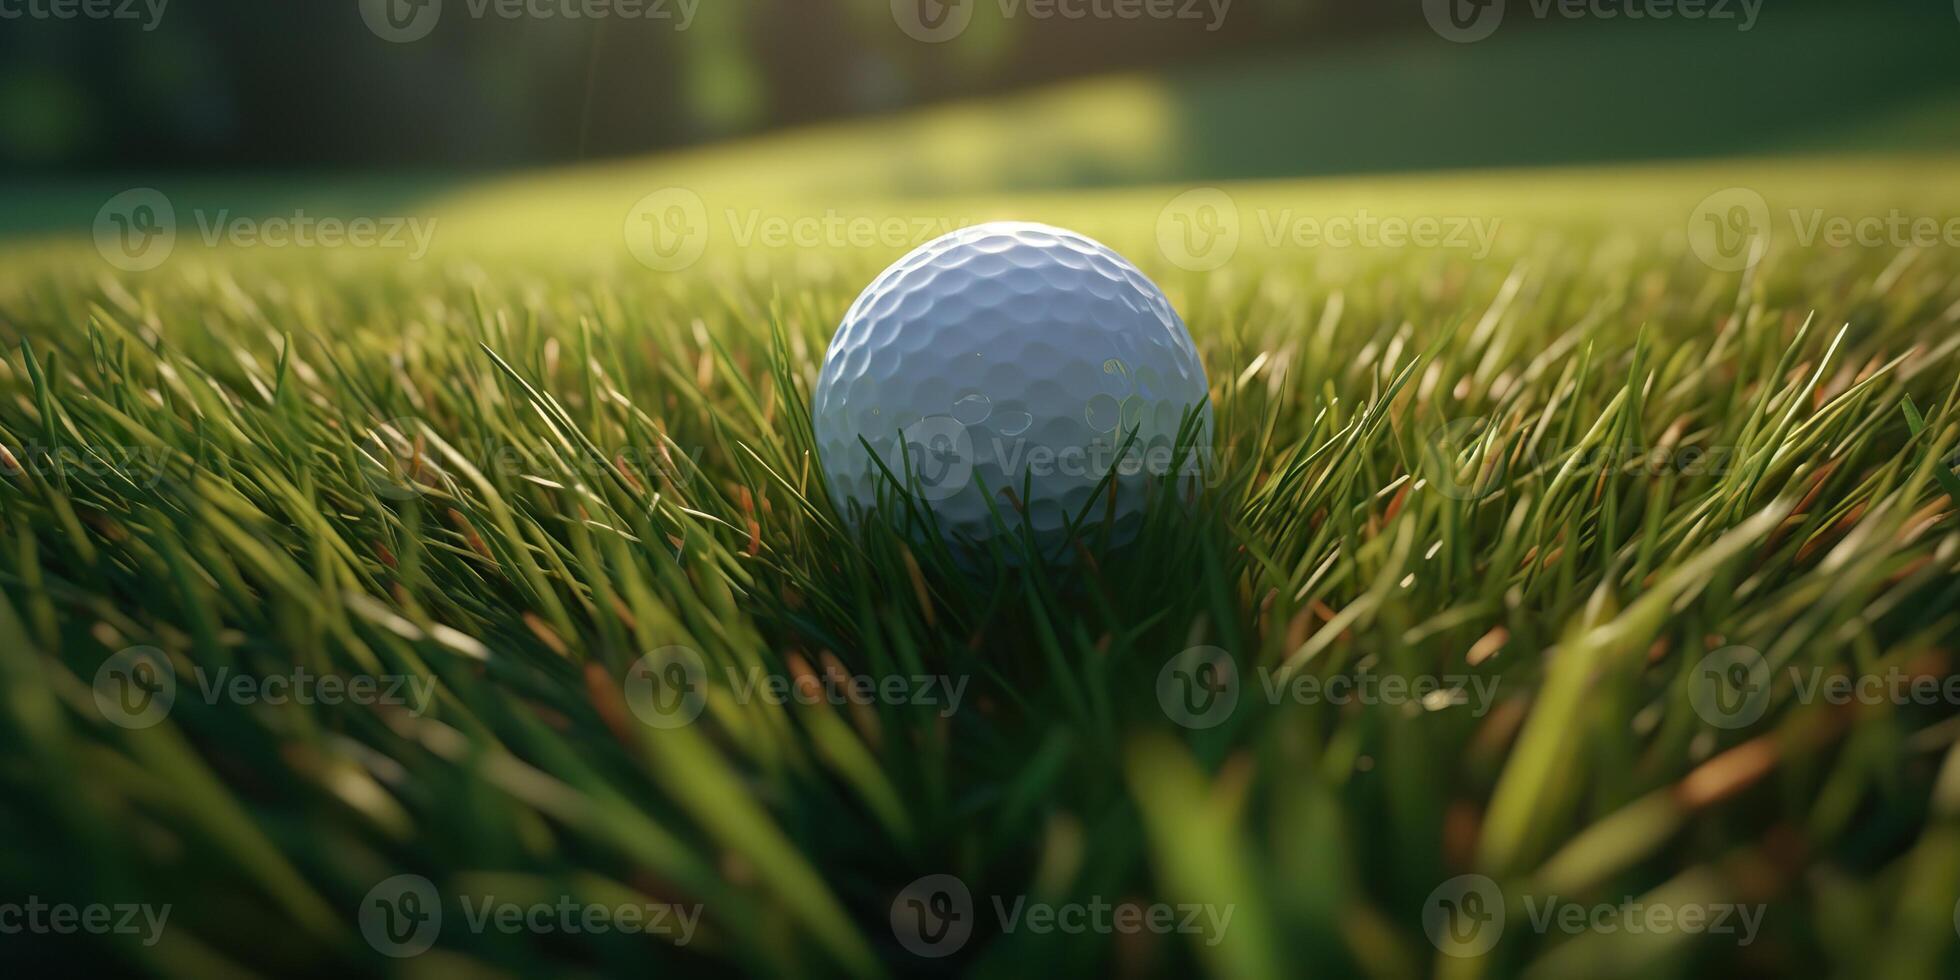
812,221,1211,560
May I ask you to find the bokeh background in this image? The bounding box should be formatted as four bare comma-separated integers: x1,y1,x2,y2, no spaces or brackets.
4,0,1959,234
6,4,1960,978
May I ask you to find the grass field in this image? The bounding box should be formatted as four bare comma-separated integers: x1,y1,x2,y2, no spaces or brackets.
3,141,1960,979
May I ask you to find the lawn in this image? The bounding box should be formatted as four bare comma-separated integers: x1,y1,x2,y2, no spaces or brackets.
2,145,1959,979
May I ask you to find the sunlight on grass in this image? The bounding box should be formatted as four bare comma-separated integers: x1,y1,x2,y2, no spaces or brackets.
3,101,1960,979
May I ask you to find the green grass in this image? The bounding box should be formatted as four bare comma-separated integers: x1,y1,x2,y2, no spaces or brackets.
2,153,1960,979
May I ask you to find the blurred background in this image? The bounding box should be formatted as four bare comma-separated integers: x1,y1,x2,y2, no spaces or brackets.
5,5,1960,978
4,0,1959,235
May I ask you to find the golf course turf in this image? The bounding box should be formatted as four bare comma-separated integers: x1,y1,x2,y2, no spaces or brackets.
2,149,1959,979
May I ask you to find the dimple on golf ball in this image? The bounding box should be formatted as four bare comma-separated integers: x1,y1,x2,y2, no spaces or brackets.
812,221,1212,559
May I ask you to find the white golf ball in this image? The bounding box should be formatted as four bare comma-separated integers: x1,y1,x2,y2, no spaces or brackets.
812,221,1212,560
